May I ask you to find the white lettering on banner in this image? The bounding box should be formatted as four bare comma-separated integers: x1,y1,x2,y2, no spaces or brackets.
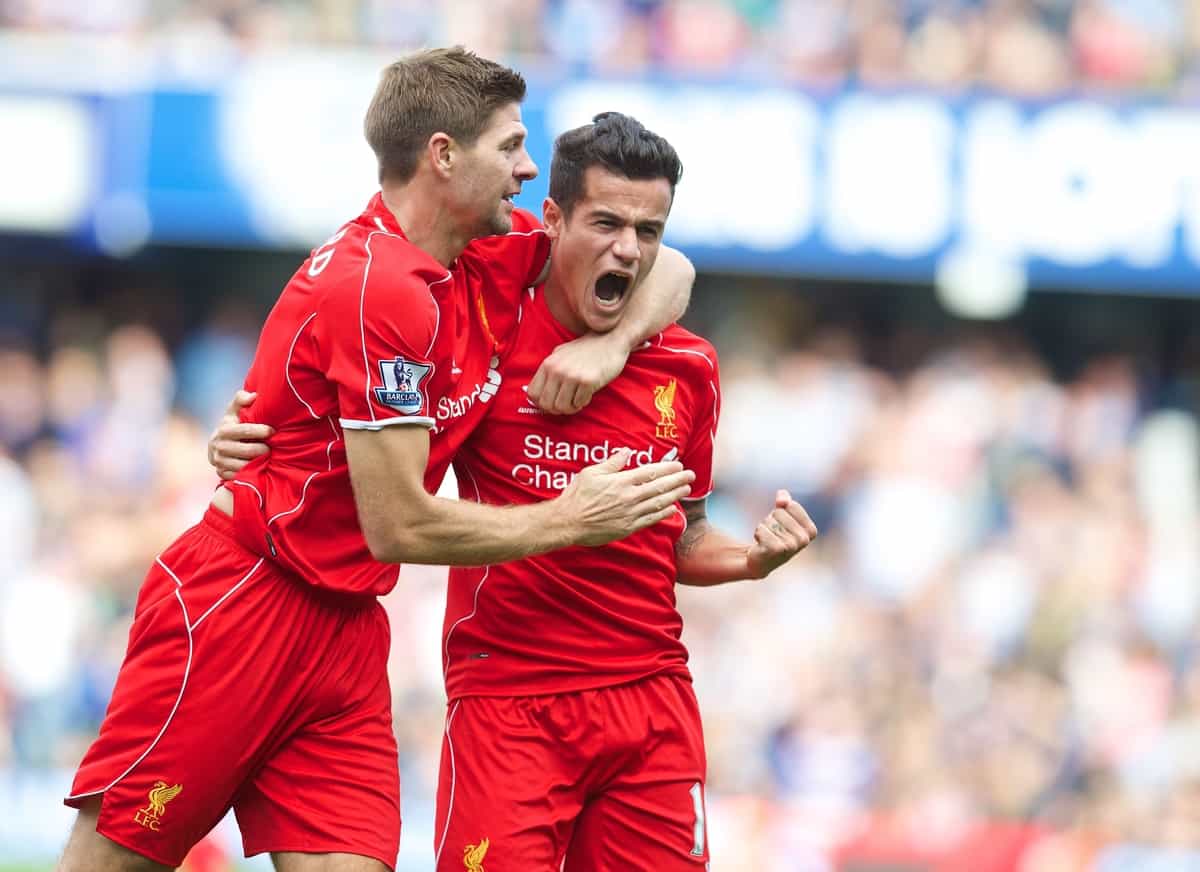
1124,112,1200,267
0,96,94,234
546,79,1200,275
960,102,1027,261
826,94,955,257
960,103,1200,270
546,84,820,250
215,58,1200,275
1022,102,1135,266
219,53,381,245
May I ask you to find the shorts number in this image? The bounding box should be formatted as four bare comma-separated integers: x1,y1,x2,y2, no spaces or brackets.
308,228,349,277
689,781,706,856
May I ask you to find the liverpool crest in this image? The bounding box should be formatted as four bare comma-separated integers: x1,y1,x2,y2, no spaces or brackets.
133,781,182,831
463,837,489,871
654,378,679,440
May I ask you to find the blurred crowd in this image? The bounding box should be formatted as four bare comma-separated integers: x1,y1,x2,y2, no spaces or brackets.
3,0,1200,97
1,270,1198,869
688,321,1200,869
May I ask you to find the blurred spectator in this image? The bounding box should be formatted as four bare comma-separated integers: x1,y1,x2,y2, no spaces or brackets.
3,4,1200,866
5,0,1200,97
1,186,1199,872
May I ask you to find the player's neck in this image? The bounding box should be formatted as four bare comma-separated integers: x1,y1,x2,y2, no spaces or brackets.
541,281,585,337
380,183,471,268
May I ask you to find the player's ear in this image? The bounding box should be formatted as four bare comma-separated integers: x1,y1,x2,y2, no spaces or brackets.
428,132,455,178
543,197,562,239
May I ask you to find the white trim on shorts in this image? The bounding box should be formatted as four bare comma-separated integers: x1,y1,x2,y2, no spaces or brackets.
65,554,264,801
434,699,463,867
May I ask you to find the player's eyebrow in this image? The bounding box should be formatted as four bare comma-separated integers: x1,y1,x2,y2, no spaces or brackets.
590,208,665,235
499,130,527,149
588,208,629,224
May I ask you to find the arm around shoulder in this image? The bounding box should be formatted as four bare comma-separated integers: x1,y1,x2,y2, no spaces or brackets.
344,426,697,566
527,245,695,415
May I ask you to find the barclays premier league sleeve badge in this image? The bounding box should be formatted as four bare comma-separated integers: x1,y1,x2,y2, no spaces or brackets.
374,356,432,415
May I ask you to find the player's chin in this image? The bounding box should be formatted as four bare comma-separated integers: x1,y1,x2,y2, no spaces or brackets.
487,210,514,236
583,306,625,334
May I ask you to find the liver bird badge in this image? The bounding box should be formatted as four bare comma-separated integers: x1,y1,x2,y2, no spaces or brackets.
463,837,489,871
654,378,678,439
147,781,183,816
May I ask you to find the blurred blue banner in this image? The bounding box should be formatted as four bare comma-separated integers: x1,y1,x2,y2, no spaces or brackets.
5,53,1200,293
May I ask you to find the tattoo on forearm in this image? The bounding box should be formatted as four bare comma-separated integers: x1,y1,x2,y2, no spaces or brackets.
676,499,710,559
676,520,709,558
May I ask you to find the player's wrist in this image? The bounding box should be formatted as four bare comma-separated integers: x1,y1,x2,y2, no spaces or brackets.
531,496,581,550
607,320,641,355
745,547,770,580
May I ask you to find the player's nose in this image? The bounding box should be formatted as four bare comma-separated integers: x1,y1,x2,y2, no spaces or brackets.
515,148,537,181
612,227,639,263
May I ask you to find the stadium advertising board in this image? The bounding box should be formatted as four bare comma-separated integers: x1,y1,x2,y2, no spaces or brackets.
2,52,1199,293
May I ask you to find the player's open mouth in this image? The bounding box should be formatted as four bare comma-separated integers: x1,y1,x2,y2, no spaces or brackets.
594,272,632,307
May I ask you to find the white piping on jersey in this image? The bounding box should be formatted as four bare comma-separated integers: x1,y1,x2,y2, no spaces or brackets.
155,557,185,587
229,227,450,549
434,699,463,866
358,230,449,424
358,232,381,422
266,416,338,527
374,216,387,232
441,465,491,677
286,312,320,419
229,480,264,508
65,587,194,802
654,339,719,501
653,338,717,374
424,272,451,360
416,273,449,416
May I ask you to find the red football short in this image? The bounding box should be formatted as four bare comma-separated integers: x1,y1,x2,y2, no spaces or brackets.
65,507,400,868
434,674,709,871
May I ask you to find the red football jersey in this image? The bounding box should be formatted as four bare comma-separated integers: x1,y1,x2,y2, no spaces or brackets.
222,196,549,596
443,287,721,699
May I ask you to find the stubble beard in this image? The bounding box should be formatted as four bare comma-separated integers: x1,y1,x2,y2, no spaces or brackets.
487,205,513,237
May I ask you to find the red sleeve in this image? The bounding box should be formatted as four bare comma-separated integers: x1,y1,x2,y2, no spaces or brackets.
680,345,721,500
463,208,550,347
465,208,550,290
316,232,444,430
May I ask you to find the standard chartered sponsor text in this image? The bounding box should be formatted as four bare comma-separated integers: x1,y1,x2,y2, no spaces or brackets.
512,433,659,491
437,360,501,421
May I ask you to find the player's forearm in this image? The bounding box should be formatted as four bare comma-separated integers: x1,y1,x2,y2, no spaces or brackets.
675,520,757,586
348,428,692,567
611,245,693,347
365,492,577,567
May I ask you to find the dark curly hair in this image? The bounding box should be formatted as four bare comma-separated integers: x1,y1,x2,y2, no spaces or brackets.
549,112,682,217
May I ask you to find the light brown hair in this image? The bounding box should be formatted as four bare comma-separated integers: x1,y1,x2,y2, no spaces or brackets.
364,47,527,184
